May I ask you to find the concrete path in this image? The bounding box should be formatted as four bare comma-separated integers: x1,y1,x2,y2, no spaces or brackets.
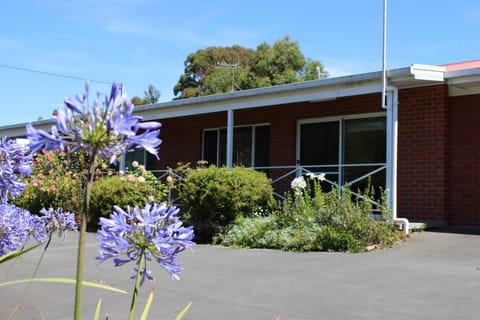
1,229,480,319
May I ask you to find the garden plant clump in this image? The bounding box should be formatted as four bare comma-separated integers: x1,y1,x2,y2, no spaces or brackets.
222,174,403,252
179,164,274,243
14,149,84,220
89,161,168,229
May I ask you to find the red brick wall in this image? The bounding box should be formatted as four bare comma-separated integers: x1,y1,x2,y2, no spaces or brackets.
447,93,480,225
155,93,382,193
154,87,463,225
156,112,227,169
156,93,381,169
396,85,448,224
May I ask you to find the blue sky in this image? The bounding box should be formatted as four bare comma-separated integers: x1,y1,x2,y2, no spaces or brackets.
1,0,479,127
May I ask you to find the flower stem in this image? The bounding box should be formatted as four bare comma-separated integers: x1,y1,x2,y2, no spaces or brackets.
74,154,96,320
129,250,145,320
8,236,51,320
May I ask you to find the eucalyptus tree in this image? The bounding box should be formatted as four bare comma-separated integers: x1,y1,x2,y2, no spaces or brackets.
173,35,327,99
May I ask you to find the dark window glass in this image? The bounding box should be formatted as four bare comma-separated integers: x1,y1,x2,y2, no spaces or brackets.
219,129,227,166
202,125,270,168
343,117,386,193
146,152,157,171
254,126,270,167
125,150,145,170
233,127,252,166
203,130,218,166
300,121,339,166
300,121,340,190
343,117,386,164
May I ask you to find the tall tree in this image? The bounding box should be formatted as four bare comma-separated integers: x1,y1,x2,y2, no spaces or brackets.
131,96,145,106
143,84,161,104
299,58,329,81
173,35,327,99
173,45,255,99
253,35,305,86
131,84,161,106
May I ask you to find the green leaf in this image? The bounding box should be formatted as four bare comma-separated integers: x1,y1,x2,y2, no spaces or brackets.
0,278,128,294
139,289,155,320
0,242,45,264
175,302,192,320
93,299,102,320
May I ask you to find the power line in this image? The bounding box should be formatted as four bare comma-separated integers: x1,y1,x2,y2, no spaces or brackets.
0,63,112,85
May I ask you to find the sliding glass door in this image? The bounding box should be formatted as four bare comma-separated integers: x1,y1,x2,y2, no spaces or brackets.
299,114,386,193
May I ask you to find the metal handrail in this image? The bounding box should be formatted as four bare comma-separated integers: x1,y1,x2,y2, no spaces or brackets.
149,163,387,208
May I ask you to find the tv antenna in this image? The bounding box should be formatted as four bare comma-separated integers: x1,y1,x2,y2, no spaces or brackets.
216,62,241,92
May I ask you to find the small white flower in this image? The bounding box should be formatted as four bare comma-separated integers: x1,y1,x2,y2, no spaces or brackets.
291,176,307,190
306,172,326,181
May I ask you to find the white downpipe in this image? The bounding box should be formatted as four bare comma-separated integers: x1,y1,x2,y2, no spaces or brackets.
226,108,234,168
387,87,409,235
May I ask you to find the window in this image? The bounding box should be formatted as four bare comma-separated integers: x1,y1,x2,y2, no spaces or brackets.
343,117,386,192
123,149,157,171
299,114,386,192
202,125,270,167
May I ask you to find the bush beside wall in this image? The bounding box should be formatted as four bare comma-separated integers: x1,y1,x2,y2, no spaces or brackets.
180,166,274,242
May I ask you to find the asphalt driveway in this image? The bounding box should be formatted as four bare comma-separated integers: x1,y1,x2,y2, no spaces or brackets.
1,228,480,320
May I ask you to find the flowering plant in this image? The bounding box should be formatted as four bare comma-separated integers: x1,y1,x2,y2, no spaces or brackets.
14,149,83,218
97,202,194,319
0,137,32,203
291,176,307,194
89,166,168,229
0,138,77,260
21,81,194,319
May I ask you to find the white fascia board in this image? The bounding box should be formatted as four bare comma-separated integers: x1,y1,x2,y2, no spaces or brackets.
0,119,54,138
445,67,480,79
136,75,385,121
410,64,445,81
445,67,480,96
137,82,384,121
445,67,480,86
388,64,445,82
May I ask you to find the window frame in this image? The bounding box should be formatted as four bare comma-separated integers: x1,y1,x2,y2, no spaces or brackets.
202,123,270,167
297,112,386,186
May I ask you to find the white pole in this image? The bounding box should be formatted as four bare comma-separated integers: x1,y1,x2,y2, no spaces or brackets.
386,89,393,209
381,0,387,109
226,109,234,168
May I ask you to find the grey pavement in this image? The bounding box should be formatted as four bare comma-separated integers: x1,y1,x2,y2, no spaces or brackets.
2,228,480,320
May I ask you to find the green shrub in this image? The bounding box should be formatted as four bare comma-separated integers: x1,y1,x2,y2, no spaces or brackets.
222,176,403,252
14,150,83,218
88,168,168,230
180,165,274,243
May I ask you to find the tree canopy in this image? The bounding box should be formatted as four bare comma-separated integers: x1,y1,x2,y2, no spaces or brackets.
131,84,161,106
173,35,328,99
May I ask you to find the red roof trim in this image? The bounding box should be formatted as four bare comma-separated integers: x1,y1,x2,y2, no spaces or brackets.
441,60,480,71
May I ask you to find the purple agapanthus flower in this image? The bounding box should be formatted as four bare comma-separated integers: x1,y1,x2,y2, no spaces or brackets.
97,202,195,283
0,204,46,256
0,137,32,203
40,207,78,240
26,81,162,164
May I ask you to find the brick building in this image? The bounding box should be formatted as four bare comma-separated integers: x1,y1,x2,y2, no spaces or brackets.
2,60,480,227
